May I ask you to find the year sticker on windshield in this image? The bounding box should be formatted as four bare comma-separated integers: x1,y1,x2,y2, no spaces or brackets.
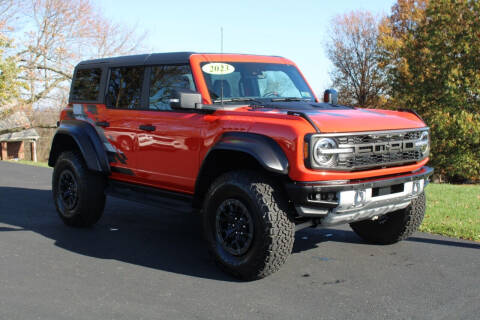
202,63,235,75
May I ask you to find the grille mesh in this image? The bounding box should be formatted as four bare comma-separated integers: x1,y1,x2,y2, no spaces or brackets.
337,151,423,169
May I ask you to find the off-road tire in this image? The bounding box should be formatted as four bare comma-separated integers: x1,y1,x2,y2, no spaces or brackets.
202,170,295,280
52,151,106,227
350,192,426,244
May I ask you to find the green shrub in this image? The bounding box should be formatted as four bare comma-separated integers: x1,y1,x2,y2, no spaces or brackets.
427,110,480,183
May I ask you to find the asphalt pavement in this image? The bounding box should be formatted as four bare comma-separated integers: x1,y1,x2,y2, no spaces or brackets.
0,161,479,320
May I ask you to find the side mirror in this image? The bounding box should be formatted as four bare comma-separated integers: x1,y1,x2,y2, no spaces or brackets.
170,88,202,109
323,89,338,105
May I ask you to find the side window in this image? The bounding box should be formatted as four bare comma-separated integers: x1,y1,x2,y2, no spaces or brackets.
106,66,144,109
149,65,195,110
71,68,102,101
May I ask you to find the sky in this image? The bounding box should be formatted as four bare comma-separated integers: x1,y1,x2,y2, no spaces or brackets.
97,0,395,96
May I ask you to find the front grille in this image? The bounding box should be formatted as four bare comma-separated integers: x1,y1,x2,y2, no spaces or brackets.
337,150,423,169
311,128,429,171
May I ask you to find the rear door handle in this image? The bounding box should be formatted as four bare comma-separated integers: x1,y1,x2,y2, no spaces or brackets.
95,121,110,127
139,125,156,131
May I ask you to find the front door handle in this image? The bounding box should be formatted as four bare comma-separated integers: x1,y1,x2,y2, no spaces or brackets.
139,124,156,131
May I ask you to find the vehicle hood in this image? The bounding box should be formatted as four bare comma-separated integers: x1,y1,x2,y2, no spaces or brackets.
305,108,426,132
242,101,426,132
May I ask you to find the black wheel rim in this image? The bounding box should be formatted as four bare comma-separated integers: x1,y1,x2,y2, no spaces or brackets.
58,170,78,212
215,199,254,256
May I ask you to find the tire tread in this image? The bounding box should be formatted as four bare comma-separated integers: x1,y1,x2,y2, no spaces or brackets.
203,170,295,280
52,151,106,227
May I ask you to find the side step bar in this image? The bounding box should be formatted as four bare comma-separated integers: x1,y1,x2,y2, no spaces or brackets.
106,180,193,214
106,180,331,230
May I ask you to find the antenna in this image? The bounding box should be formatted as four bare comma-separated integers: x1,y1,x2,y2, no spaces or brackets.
221,27,224,53
220,27,224,106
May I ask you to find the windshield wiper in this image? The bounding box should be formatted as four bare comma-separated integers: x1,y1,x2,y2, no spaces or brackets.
213,98,264,105
270,97,312,102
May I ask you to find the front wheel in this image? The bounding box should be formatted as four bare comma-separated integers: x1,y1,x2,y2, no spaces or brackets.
52,151,106,227
350,192,426,244
202,171,295,280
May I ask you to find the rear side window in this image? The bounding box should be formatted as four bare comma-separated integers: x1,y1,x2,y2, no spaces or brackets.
71,68,102,101
149,65,195,110
106,66,144,109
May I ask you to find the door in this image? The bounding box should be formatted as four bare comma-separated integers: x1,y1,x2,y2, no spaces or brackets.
134,64,206,193
99,65,146,180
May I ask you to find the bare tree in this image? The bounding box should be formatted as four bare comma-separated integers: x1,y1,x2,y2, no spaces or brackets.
326,11,387,107
91,19,147,58
17,0,95,106
14,0,147,108
0,0,17,33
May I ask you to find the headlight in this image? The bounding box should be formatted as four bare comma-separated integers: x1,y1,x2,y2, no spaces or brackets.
415,131,430,157
313,138,338,167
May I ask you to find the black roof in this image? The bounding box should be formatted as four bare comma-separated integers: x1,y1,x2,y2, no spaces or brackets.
77,52,196,67
77,52,285,68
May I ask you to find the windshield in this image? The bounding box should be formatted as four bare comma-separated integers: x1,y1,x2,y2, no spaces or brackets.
200,62,315,103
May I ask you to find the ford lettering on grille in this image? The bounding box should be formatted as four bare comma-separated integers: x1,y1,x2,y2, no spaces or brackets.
354,140,416,154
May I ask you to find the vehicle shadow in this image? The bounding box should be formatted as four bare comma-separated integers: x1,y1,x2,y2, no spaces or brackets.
293,224,480,253
293,227,362,253
0,186,237,282
1,186,477,282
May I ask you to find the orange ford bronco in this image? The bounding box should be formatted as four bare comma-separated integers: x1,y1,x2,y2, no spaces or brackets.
49,52,432,279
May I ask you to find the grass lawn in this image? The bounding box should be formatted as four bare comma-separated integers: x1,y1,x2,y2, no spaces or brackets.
4,160,50,168
422,183,480,242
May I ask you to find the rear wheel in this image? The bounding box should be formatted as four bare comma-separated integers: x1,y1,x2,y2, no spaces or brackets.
52,151,106,227
350,192,426,244
202,171,295,280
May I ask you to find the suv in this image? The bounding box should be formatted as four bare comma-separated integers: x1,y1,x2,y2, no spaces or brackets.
49,52,433,280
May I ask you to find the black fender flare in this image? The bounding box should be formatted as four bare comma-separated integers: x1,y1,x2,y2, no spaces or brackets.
202,132,289,175
192,132,289,208
48,120,110,174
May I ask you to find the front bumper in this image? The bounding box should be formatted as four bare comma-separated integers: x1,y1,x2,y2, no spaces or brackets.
285,166,433,227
